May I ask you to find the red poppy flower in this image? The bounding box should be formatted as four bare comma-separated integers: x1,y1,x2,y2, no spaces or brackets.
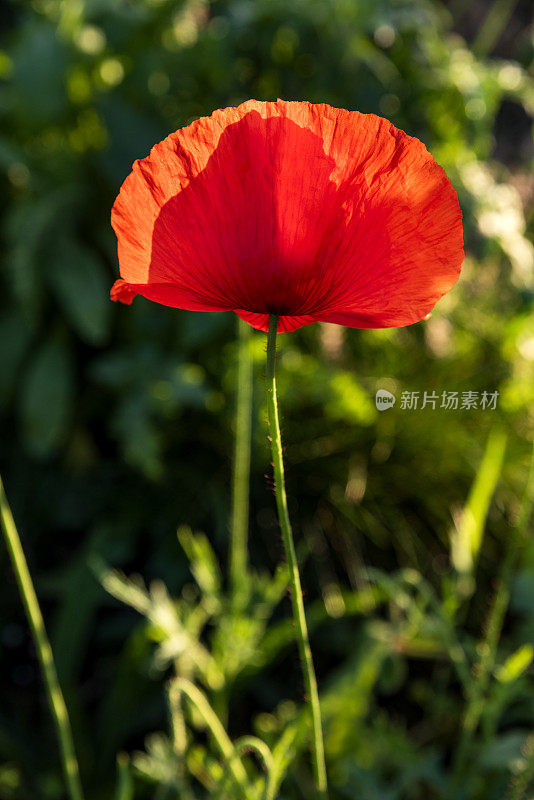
111,99,463,333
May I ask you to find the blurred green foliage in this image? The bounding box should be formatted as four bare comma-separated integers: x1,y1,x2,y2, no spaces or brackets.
0,0,533,797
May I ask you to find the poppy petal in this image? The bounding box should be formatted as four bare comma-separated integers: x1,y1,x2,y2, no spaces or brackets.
234,310,319,333
110,280,231,312
111,100,463,331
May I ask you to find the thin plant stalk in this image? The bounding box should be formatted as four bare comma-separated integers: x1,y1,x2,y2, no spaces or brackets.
454,438,534,774
230,316,253,600
265,315,328,799
472,0,520,57
115,753,134,800
0,477,84,800
232,736,275,800
171,677,249,797
168,676,194,800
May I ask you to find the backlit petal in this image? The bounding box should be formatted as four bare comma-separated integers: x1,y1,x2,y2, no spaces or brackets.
111,100,463,332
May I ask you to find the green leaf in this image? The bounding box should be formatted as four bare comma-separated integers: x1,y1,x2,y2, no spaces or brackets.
10,22,67,127
478,731,528,770
269,718,306,797
496,644,534,683
325,372,376,425
19,334,73,458
0,763,20,798
49,238,112,346
177,526,221,600
51,552,102,685
450,426,507,579
0,311,34,406
512,569,534,614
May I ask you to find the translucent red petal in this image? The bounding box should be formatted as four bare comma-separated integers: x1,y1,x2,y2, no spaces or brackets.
111,99,464,332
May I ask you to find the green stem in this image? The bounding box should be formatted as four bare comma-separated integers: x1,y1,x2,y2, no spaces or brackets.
168,676,194,800
171,677,249,797
115,753,134,800
472,0,520,57
0,477,84,800
265,315,328,799
230,316,253,600
454,438,534,775
233,736,275,800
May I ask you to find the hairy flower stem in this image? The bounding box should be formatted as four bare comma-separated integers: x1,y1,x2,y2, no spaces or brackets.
230,316,253,602
266,315,328,799
0,478,84,800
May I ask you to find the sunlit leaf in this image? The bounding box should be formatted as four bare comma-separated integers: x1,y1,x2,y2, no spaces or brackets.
496,644,534,684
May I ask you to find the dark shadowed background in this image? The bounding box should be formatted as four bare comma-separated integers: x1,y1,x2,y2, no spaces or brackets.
0,0,533,798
